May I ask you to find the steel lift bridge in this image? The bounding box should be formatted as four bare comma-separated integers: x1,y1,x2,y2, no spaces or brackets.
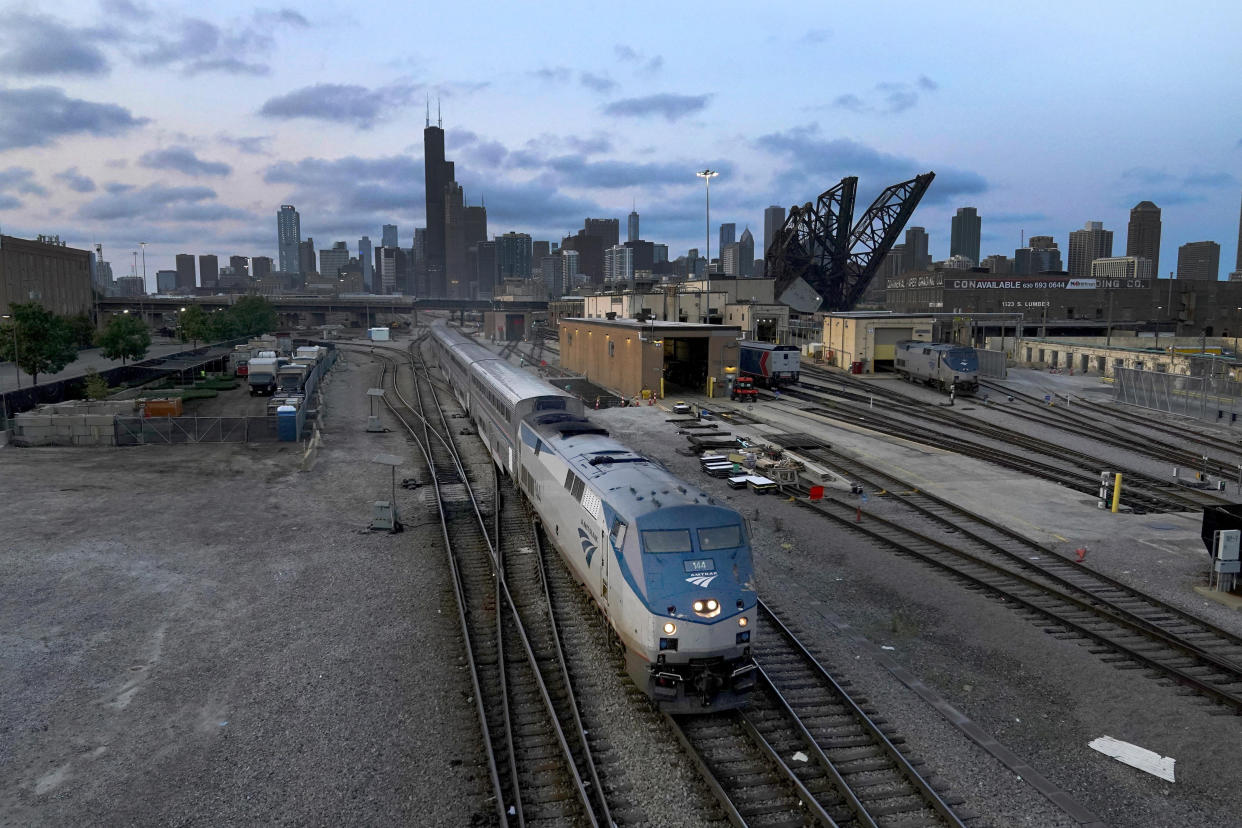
768,172,935,313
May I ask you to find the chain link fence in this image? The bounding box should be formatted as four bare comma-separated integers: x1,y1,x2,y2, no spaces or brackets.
1115,365,1242,422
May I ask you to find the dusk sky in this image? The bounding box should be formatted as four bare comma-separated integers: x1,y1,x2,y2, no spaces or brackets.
0,0,1239,286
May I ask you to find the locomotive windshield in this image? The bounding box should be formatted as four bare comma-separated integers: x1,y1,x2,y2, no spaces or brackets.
946,348,979,371
698,525,744,551
641,529,693,554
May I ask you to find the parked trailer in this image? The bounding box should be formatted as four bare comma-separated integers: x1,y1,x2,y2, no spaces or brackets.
367,327,390,341
739,341,800,388
276,363,310,394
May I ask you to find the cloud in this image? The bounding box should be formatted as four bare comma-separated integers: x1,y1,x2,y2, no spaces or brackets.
447,130,510,168
217,134,271,155
0,14,110,77
755,123,986,204
185,58,270,76
831,77,935,114
254,8,310,27
0,86,148,150
133,10,308,77
101,0,148,18
0,166,49,208
800,29,831,44
104,182,133,194
604,93,711,121
139,146,232,177
833,93,866,112
77,184,248,222
53,167,96,193
0,167,48,196
613,44,663,74
580,72,617,93
564,134,613,155
1183,171,1236,188
531,66,570,83
259,82,416,128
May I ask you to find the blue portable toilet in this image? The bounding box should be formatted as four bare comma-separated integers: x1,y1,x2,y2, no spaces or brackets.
277,405,299,441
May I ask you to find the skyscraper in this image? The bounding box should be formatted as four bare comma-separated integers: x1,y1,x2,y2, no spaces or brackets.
719,222,736,256
319,241,349,279
423,109,458,297
359,236,373,291
1177,241,1220,280
298,239,315,279
604,244,633,283
382,224,398,248
229,255,250,281
1126,201,1161,277
903,226,931,272
584,218,619,250
1068,221,1113,278
737,228,754,277
251,256,272,279
764,205,786,259
175,253,196,291
1014,236,1063,274
498,232,533,280
277,205,300,275
628,208,640,243
198,254,218,288
949,207,981,266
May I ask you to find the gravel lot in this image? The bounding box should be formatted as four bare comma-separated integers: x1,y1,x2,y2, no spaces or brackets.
0,340,490,827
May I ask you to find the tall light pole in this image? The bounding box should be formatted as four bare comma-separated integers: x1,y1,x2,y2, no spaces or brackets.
696,168,717,323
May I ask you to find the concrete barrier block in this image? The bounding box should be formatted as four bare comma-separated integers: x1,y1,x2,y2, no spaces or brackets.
18,425,52,438
17,415,52,427
83,415,115,427
13,435,50,447
73,435,99,447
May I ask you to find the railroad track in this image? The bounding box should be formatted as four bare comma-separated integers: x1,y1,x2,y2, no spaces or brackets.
787,374,1225,512
350,342,609,825
761,432,1242,713
665,599,968,828
979,380,1242,480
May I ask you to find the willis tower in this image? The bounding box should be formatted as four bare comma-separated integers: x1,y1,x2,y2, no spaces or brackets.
424,104,454,297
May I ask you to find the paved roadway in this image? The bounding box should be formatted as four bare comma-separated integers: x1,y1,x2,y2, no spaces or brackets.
0,338,198,394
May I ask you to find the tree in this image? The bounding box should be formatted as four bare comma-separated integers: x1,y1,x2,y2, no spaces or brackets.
179,305,210,349
84,368,110,400
66,313,97,349
96,314,151,365
206,309,241,341
231,295,277,337
0,302,78,386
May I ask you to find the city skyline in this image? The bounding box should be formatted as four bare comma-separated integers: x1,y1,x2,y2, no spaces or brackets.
0,1,1238,286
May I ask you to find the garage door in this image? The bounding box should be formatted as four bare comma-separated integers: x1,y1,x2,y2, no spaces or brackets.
873,327,912,361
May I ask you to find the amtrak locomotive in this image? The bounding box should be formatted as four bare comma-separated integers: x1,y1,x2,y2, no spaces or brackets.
894,340,980,394
430,322,757,712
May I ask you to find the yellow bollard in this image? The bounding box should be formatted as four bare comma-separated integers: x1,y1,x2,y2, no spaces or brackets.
1111,473,1122,513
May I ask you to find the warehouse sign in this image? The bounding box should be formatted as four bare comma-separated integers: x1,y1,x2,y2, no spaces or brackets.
949,278,1149,290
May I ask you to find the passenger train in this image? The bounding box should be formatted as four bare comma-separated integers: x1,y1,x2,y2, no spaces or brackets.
430,321,757,712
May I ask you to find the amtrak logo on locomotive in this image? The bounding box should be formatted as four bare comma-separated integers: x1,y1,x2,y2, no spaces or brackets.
577,527,597,566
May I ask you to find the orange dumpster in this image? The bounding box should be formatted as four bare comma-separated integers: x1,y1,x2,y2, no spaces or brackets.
142,398,184,417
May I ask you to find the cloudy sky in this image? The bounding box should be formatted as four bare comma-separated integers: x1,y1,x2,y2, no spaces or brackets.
0,0,1239,286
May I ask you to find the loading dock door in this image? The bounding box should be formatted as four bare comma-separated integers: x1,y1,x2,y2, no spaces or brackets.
873,327,911,365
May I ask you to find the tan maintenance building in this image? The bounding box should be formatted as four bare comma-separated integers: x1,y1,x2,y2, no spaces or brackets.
558,316,744,399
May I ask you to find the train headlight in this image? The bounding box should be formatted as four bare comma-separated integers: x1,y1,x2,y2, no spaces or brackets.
663,621,677,635
738,616,748,627
706,599,719,612
692,600,705,613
